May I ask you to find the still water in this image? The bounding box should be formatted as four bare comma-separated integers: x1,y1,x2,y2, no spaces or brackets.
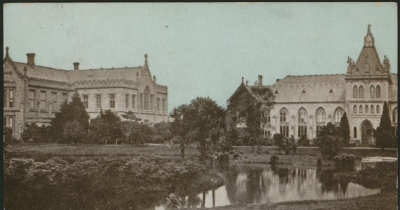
155,164,380,210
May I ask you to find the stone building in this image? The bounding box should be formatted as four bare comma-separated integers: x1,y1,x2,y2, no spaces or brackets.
4,50,168,138
227,25,397,145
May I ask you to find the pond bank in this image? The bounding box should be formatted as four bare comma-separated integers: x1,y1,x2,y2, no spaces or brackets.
188,161,398,210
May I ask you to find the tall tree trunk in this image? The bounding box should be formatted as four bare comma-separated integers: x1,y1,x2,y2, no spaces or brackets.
202,192,206,207
211,142,215,172
212,189,215,207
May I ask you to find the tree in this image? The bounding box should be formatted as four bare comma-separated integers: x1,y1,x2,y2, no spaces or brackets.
170,104,196,159
375,102,397,149
50,92,90,142
21,123,50,143
121,111,140,122
316,122,343,158
227,86,274,153
339,112,350,146
196,97,228,171
153,122,172,144
88,110,123,144
63,120,86,144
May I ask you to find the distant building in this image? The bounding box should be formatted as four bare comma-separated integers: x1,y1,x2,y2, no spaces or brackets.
4,50,168,138
227,25,397,145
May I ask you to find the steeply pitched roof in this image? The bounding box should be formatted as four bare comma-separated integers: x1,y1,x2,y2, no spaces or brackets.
355,46,383,74
271,74,346,103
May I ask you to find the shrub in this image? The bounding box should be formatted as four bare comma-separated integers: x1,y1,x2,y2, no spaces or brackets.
297,134,310,146
333,153,355,167
316,123,343,158
20,123,51,143
270,155,278,165
63,120,86,144
273,133,291,155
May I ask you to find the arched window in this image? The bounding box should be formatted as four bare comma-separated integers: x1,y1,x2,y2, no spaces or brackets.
298,108,307,137
370,85,375,98
353,105,357,114
263,108,271,138
316,107,326,137
376,85,381,98
371,105,374,113
353,86,358,98
359,85,364,98
280,108,289,137
333,107,344,125
353,127,357,138
376,105,380,114
359,105,363,114
365,105,369,113
144,86,150,110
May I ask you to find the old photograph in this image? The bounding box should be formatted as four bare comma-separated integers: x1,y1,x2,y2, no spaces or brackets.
3,3,398,210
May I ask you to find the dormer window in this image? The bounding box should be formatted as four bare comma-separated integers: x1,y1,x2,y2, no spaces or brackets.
275,90,279,94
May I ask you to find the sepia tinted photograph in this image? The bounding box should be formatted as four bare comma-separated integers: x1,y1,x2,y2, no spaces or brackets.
3,3,398,210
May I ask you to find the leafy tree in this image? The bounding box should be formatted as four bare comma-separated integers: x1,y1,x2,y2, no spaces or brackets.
152,122,172,144
50,92,89,142
20,123,50,143
273,133,291,155
127,122,153,145
227,86,274,153
375,102,397,149
316,122,343,158
121,111,141,122
170,104,197,159
339,112,350,146
63,120,86,144
88,110,123,144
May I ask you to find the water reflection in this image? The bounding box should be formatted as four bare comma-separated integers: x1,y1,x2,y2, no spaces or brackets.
156,164,380,209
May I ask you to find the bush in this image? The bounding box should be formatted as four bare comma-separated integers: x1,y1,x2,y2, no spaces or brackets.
333,153,355,167
273,133,291,155
315,123,343,158
297,134,310,146
270,155,278,165
20,123,51,143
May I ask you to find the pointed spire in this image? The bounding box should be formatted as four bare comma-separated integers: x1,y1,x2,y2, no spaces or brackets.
144,54,148,67
241,77,244,83
5,46,9,58
364,24,374,47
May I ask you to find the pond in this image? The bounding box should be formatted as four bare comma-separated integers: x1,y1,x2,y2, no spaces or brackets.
155,164,380,210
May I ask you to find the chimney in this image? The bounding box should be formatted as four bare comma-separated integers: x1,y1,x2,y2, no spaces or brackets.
153,75,156,83
26,53,35,66
258,75,263,87
276,79,280,82
73,62,80,70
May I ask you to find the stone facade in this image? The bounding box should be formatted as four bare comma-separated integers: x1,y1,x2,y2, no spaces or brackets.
227,25,398,145
4,50,168,139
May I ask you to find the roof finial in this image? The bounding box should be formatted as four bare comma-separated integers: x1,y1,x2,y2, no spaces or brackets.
367,24,371,34
144,54,148,67
6,46,9,57
241,77,244,83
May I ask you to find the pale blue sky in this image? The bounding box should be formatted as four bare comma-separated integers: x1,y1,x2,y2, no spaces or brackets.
4,3,397,113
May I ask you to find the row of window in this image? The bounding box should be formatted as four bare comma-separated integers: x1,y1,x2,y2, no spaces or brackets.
353,85,381,99
28,90,68,110
4,89,14,107
352,104,380,114
81,93,167,112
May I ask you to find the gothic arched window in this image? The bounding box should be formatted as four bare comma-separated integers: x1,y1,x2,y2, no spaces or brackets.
353,86,358,98
359,105,363,114
365,105,369,113
359,85,364,98
376,85,381,98
144,86,150,110
370,85,375,98
316,107,326,137
280,108,289,137
334,107,344,125
371,105,374,113
376,105,380,113
298,107,307,137
353,105,357,114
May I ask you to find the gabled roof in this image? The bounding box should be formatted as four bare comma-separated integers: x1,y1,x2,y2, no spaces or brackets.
273,74,345,85
271,74,346,103
355,46,383,74
227,81,272,103
14,62,71,83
